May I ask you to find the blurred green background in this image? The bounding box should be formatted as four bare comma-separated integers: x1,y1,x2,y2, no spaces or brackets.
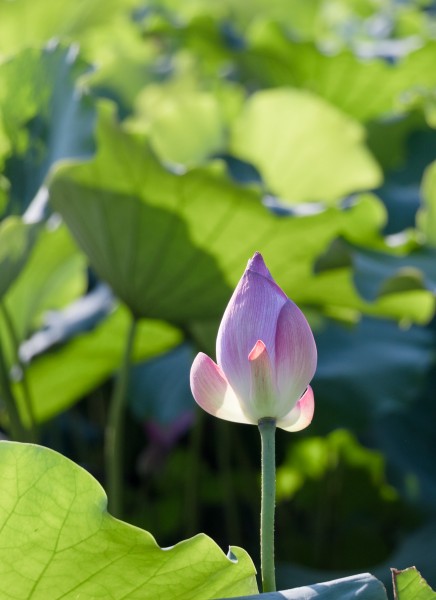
1,0,436,592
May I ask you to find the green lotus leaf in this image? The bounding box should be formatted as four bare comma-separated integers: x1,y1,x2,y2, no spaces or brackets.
231,89,382,204
242,23,398,120
393,567,436,600
0,441,258,599
12,305,182,424
0,0,133,56
49,103,433,325
219,572,388,599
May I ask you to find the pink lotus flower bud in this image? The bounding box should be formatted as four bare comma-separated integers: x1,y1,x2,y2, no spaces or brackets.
190,253,317,431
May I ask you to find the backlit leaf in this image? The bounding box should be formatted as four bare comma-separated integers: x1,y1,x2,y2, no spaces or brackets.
0,441,258,599
231,89,382,204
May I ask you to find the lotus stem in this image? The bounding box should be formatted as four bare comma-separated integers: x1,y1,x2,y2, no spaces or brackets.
258,417,277,593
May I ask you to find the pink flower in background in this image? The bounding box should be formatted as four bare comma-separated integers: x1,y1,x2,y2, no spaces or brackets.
190,253,317,431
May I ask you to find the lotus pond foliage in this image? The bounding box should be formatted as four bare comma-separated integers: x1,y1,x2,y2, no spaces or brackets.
1,0,436,598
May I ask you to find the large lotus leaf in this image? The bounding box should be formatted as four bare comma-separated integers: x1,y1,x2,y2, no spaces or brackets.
0,441,258,599
0,0,134,56
49,102,393,323
231,89,382,204
131,87,228,166
220,573,388,600
84,19,164,112
0,223,87,367
313,317,433,432
240,23,403,122
49,104,434,325
393,567,436,600
288,262,434,325
151,0,322,34
0,45,96,212
0,217,38,301
11,305,182,424
399,41,436,100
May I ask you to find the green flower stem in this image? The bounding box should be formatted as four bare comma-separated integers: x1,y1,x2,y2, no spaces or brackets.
106,314,138,518
258,417,277,593
0,302,37,441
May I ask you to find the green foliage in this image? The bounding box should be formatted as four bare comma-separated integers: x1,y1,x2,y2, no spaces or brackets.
231,89,382,204
1,0,436,597
393,567,436,600
12,306,182,423
0,223,87,355
0,217,37,300
0,441,257,599
0,45,95,211
276,430,415,570
418,161,436,247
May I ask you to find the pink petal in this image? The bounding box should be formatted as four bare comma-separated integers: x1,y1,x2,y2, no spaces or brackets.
277,386,315,432
217,258,287,401
190,353,254,424
248,340,277,420
249,252,274,281
274,300,317,418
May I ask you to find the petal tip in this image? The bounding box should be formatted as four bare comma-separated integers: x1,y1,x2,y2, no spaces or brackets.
278,386,315,432
247,252,272,280
248,340,266,361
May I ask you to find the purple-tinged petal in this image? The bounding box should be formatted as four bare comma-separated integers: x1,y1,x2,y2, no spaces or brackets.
190,353,254,425
217,257,287,400
248,340,277,420
274,300,317,418
277,386,315,432
248,252,274,281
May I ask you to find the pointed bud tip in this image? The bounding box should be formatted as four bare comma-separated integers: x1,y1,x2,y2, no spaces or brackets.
247,252,272,280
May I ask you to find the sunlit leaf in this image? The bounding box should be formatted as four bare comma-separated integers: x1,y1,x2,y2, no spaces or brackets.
0,0,135,56
46,103,355,319
0,441,258,599
49,103,433,328
241,23,404,122
12,305,182,424
133,88,228,166
393,567,436,600
231,89,382,204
